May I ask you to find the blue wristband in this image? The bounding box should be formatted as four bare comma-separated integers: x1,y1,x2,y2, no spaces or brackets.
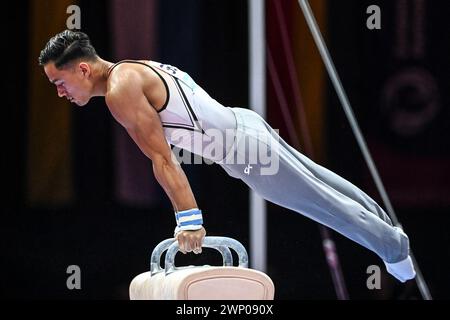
174,208,203,236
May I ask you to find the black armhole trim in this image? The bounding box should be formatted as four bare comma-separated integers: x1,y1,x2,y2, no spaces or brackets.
148,65,169,112
107,60,170,112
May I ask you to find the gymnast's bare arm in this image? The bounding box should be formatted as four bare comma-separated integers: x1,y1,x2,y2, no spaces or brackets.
105,66,205,253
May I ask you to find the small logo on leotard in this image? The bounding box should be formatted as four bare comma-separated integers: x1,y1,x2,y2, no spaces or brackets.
244,164,253,175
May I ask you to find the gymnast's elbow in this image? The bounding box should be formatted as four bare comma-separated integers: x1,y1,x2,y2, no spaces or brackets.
151,153,171,171
151,153,188,190
151,152,182,177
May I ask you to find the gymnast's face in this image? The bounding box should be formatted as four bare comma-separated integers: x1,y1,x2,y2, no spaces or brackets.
44,61,93,106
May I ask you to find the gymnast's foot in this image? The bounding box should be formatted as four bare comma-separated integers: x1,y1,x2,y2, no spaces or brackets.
384,255,416,283
384,227,416,283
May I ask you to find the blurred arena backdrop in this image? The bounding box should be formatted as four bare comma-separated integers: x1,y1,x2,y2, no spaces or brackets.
1,0,449,299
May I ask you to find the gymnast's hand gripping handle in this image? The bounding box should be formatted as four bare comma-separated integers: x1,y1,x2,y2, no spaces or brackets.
162,236,249,275
150,237,248,276
149,238,233,276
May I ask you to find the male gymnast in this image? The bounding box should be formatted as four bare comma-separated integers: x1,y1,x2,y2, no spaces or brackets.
39,30,416,282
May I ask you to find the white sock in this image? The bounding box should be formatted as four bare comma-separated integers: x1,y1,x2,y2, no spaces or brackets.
384,255,416,283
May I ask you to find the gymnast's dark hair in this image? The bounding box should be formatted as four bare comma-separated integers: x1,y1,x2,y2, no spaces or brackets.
38,30,98,68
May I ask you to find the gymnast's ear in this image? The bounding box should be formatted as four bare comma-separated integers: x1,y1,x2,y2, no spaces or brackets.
78,62,91,78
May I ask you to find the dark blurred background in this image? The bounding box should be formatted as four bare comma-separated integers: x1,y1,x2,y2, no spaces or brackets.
1,0,449,299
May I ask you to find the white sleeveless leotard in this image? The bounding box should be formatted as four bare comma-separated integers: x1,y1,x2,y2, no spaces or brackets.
108,60,237,162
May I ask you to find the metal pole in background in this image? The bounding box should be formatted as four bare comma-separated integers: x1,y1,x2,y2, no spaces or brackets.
249,0,267,272
297,0,432,300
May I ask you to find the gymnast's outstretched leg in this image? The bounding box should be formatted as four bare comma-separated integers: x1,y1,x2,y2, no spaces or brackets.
219,107,415,282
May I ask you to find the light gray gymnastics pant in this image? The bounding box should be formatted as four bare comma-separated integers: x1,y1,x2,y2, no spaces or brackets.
218,107,409,263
